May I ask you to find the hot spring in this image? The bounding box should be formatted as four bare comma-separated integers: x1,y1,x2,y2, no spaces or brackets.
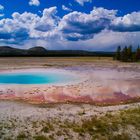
0,68,139,105
0,70,80,85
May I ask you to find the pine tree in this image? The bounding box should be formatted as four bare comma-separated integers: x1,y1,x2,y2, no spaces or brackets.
136,45,140,61
121,46,128,62
127,45,132,61
115,46,121,60
115,45,140,62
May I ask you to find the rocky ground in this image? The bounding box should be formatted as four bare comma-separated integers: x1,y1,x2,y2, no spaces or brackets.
0,57,140,140
0,101,140,140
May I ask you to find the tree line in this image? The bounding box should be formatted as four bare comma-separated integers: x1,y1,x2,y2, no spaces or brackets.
114,45,140,62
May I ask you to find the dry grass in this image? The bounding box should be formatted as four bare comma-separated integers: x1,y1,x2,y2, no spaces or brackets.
0,57,117,70
0,57,139,71
0,106,140,140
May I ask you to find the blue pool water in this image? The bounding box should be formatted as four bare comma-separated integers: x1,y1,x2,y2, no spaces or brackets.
0,71,78,84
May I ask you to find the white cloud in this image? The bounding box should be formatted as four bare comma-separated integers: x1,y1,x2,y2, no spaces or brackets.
31,7,60,39
75,0,92,6
0,4,4,10
62,5,72,12
58,7,117,41
111,12,140,32
45,31,140,51
0,14,4,17
0,4,4,17
0,7,60,44
0,6,140,51
29,0,40,6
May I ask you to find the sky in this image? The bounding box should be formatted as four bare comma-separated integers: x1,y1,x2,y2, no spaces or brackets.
0,0,140,51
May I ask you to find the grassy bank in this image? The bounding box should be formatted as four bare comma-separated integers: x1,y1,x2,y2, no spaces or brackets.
0,106,140,140
0,56,139,71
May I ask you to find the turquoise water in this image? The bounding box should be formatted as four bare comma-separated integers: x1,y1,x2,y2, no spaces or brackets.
0,72,78,84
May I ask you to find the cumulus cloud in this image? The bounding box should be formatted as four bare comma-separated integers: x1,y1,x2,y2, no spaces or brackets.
0,16,29,44
31,7,60,39
58,7,117,41
62,5,72,12
34,7,58,32
29,0,40,6
75,0,92,6
0,7,59,44
111,12,140,32
0,6,140,50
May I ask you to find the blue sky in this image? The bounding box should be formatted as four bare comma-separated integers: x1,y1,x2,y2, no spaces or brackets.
0,0,140,51
1,0,140,18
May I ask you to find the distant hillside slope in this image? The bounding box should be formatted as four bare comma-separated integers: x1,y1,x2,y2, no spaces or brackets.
0,46,114,57
0,46,26,56
28,47,48,56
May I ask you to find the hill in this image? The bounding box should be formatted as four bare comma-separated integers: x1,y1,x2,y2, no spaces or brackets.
0,46,114,57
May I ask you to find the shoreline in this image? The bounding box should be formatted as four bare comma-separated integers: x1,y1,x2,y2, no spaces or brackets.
0,64,140,105
0,68,87,86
